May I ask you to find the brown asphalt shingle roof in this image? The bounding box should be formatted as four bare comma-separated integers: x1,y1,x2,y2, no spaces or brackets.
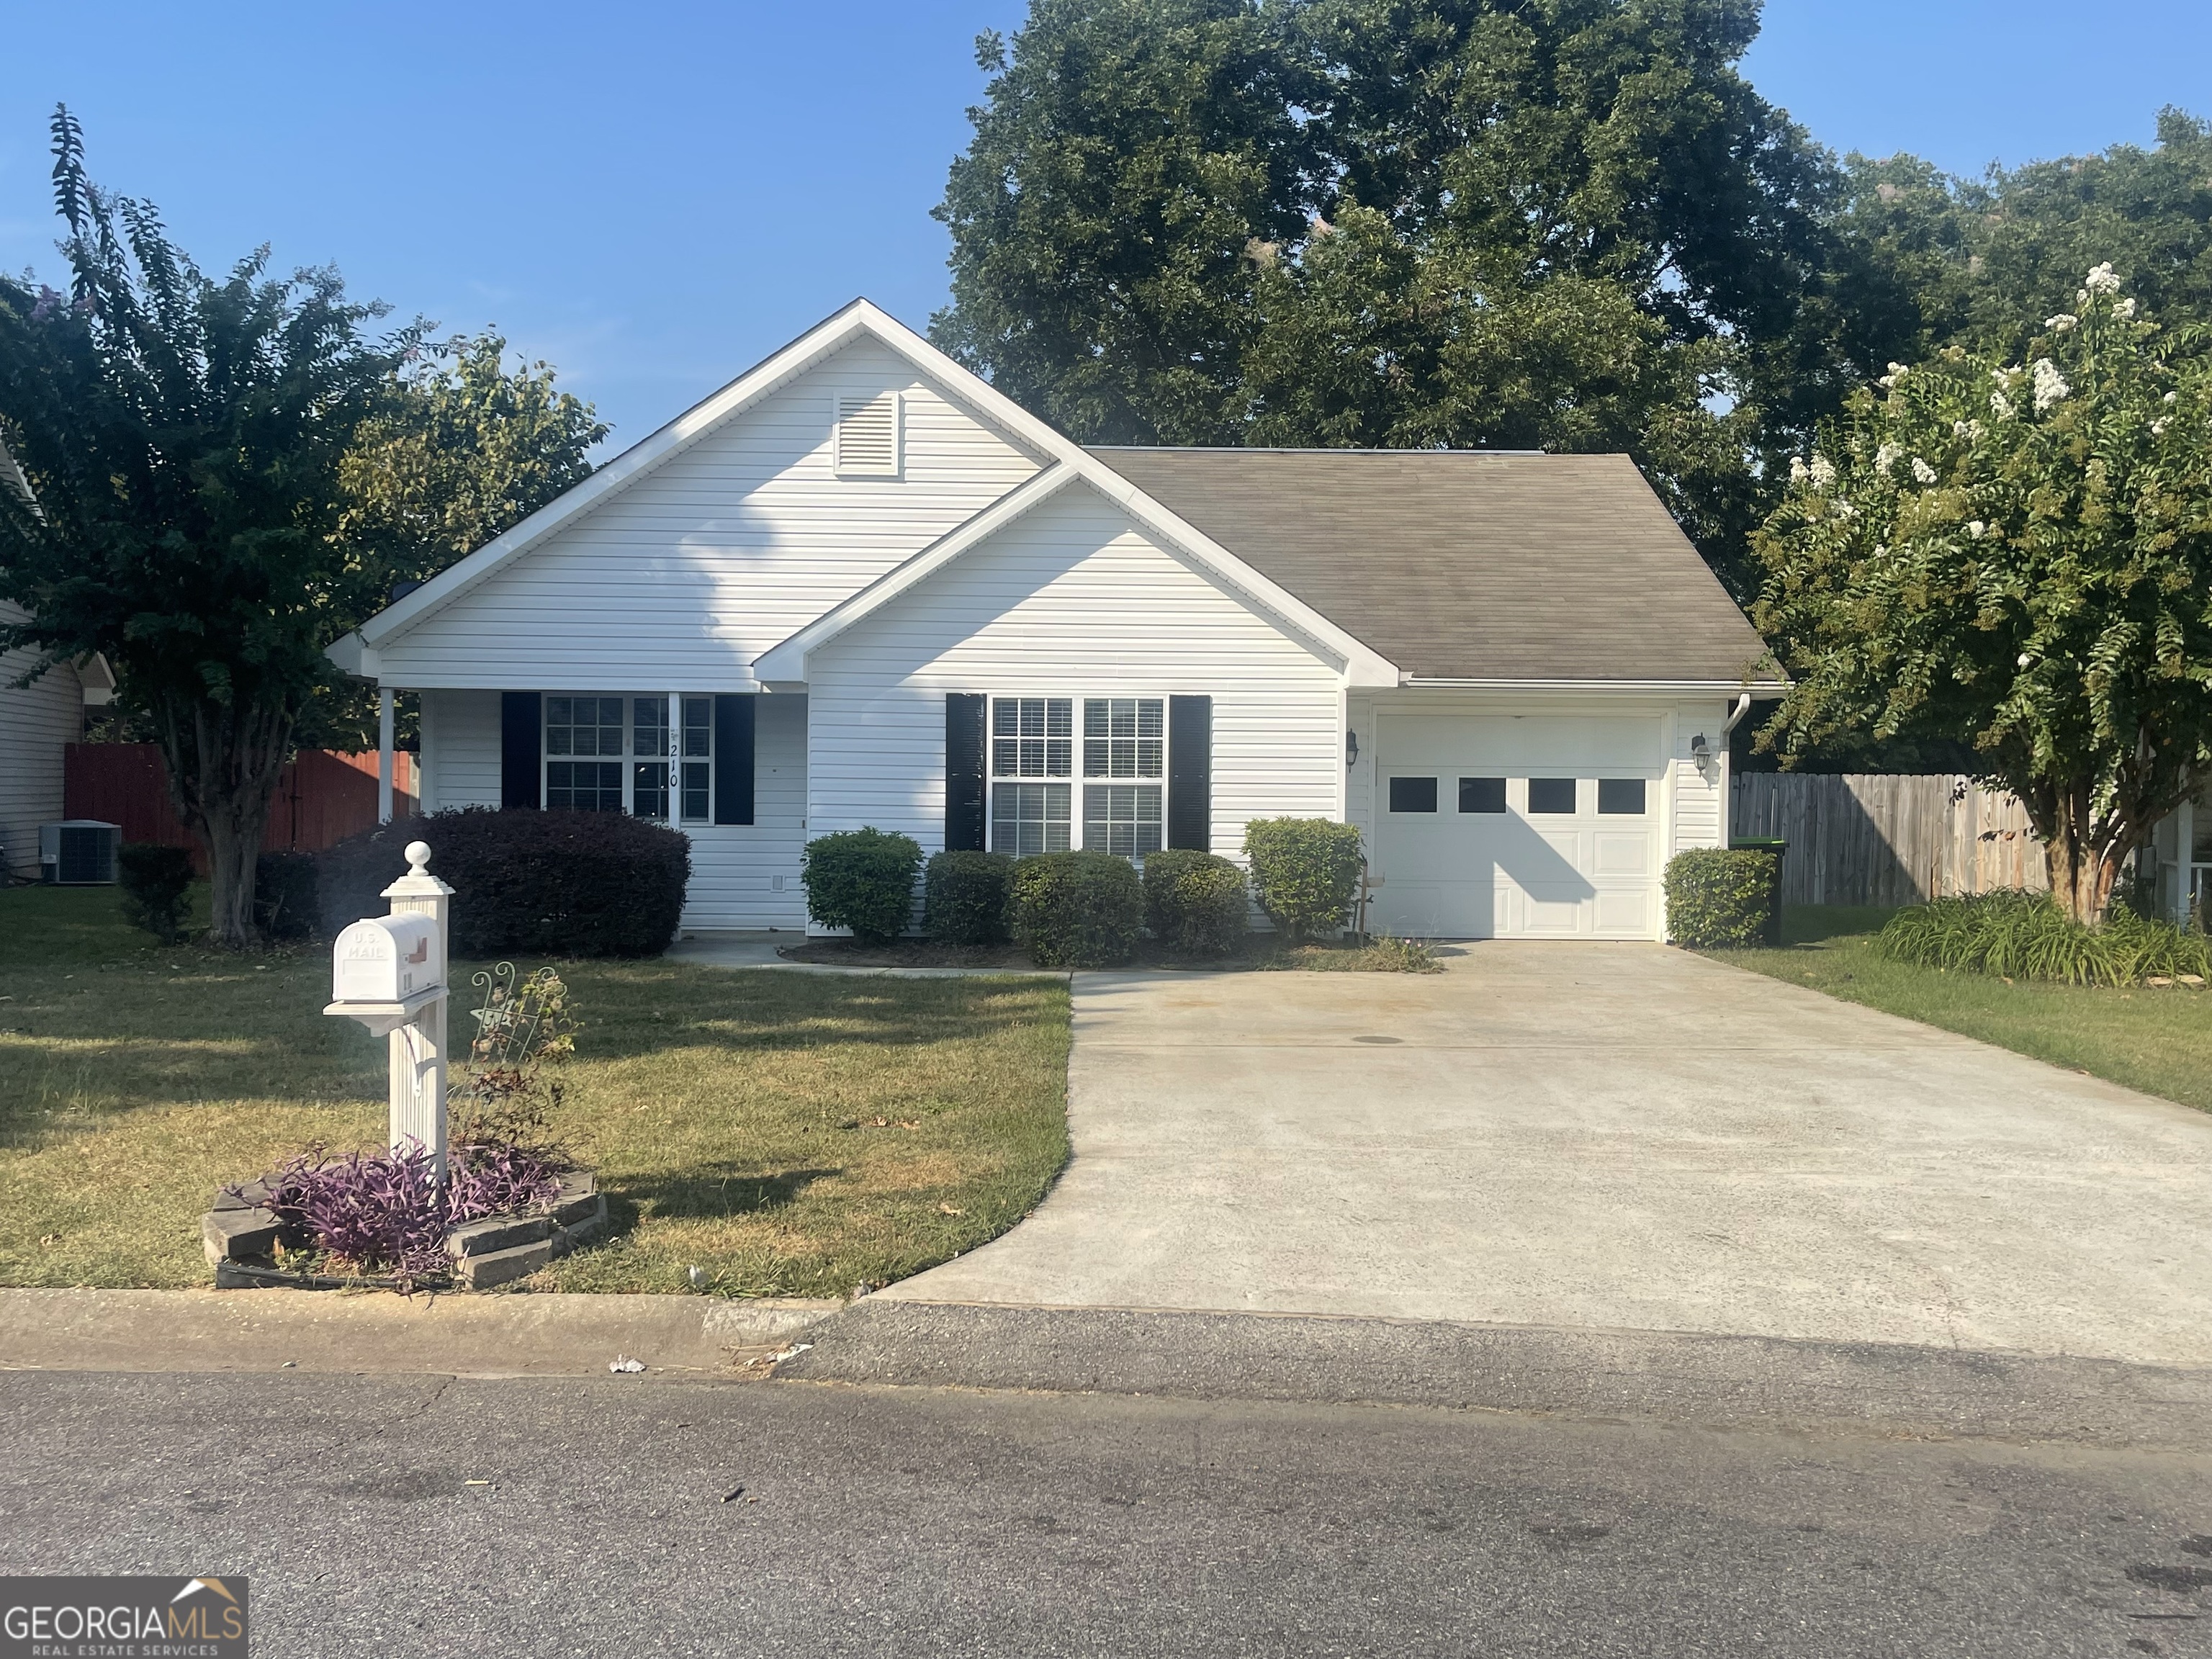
1088,448,1777,684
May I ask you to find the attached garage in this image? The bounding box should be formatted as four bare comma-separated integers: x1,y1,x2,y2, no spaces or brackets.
1368,711,1668,940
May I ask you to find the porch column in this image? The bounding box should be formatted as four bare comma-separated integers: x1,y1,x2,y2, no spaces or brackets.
377,688,395,825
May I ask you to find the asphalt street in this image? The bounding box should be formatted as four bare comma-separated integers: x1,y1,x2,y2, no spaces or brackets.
4,1364,2209,1658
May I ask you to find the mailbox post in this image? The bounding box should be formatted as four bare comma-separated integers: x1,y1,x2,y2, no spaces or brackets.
324,841,454,1179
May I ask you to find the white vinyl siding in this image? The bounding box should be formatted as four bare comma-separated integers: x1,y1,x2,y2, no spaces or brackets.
803,482,1342,895
680,692,808,930
374,339,1042,691
417,690,504,814
0,603,81,876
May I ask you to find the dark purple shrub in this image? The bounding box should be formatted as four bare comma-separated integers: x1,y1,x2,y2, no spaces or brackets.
254,1142,449,1284
447,1138,567,1225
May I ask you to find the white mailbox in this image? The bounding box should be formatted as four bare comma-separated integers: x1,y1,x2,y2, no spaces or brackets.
332,914,446,1005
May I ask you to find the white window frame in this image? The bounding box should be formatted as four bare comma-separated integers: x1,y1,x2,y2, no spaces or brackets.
984,691,1171,858
544,693,712,823
988,695,1073,855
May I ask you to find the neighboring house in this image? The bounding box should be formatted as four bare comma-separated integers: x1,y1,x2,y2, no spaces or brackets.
0,438,114,878
328,300,1783,940
0,601,111,878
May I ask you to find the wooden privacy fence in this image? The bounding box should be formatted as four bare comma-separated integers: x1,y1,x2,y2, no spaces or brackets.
65,743,416,874
1729,773,2048,908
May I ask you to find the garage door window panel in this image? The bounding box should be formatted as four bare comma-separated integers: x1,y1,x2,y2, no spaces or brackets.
1527,778,1578,814
1458,777,1506,814
1389,776,1439,813
1598,778,1647,815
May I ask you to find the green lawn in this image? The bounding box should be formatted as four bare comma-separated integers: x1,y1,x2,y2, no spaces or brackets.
0,886,1071,1295
1705,904,2212,1114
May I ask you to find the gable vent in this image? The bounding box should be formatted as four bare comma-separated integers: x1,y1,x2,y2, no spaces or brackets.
835,392,902,479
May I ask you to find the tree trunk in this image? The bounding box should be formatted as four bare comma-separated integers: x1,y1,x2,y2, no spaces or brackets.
157,696,297,949
2042,817,2123,925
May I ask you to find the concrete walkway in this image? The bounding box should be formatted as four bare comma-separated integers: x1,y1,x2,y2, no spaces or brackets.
882,943,2212,1366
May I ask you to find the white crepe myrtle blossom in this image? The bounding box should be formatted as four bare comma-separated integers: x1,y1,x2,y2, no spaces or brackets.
1789,456,1809,484
1953,418,1984,441
2046,314,2078,333
2114,297,2137,320
1911,457,1938,485
2018,652,2033,667
1874,442,1901,471
2152,419,2169,436
2032,359,2069,412
1809,454,1838,489
1877,361,1908,389
1967,521,1987,539
2085,262,2122,294
1991,390,2015,419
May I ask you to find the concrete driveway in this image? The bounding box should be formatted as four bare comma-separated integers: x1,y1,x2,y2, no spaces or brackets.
883,944,2212,1366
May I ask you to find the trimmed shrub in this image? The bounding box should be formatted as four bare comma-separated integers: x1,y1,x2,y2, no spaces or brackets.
924,850,1013,946
1243,817,1363,943
801,827,923,945
1141,849,1249,956
1876,891,2212,986
1010,851,1144,967
318,809,690,958
254,849,320,941
117,842,194,943
1664,848,1778,948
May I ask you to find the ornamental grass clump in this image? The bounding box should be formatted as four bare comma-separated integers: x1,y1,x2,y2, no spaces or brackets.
1875,891,2211,986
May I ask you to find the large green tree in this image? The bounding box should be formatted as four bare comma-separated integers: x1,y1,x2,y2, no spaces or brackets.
0,112,606,942
0,111,414,944
1752,266,2212,922
934,0,1843,592
1825,109,2212,369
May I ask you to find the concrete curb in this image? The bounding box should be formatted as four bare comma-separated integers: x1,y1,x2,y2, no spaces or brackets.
777,1299,2212,1449
0,1288,842,1379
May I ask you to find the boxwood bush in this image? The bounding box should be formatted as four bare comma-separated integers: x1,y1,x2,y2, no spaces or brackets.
254,849,320,941
923,849,1012,946
318,809,691,958
801,827,923,945
1010,850,1144,967
117,842,194,944
1243,817,1364,943
1141,849,1249,956
1663,848,1779,948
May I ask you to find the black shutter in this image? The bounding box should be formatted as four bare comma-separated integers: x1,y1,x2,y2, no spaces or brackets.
945,693,988,851
714,694,756,825
500,693,541,809
1167,694,1211,851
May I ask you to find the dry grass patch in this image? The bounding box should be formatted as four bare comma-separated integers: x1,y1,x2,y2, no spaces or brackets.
0,887,1071,1296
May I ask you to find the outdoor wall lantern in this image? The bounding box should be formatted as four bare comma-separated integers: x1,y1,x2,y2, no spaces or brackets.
1345,729,1360,768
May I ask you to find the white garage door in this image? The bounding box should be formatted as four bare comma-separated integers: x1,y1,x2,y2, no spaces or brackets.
1370,714,1663,940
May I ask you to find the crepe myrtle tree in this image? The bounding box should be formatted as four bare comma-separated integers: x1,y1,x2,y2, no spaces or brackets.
1752,264,2212,923
0,109,416,945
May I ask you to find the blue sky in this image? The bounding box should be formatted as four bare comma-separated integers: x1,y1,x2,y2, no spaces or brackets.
1,1,2206,449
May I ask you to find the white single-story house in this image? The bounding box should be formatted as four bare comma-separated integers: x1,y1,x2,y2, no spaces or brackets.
328,299,1792,941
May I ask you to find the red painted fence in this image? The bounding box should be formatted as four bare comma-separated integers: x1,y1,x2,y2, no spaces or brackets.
65,743,417,872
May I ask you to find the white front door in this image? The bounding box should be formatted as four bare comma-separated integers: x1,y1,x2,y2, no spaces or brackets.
1370,714,1663,940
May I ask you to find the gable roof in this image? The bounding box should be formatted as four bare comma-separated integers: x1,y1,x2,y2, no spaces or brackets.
1089,448,1781,688
343,299,1397,685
